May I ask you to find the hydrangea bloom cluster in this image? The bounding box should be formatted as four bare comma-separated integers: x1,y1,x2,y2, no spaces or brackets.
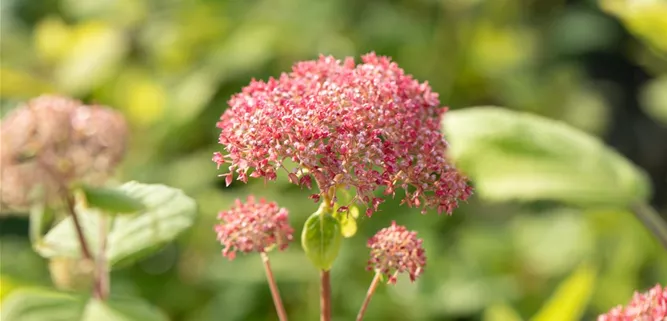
598,284,666,321
366,221,425,284
214,53,472,216
215,196,294,260
0,95,127,210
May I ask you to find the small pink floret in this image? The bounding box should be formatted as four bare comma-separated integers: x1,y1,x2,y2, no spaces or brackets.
214,196,294,260
598,284,667,321
366,221,426,284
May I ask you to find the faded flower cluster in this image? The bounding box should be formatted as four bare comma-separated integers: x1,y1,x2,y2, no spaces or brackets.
1,95,127,210
215,196,294,260
214,53,471,216
367,221,426,284
598,284,666,321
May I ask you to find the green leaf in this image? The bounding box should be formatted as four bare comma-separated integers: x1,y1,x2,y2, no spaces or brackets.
301,205,343,271
81,297,168,321
79,185,145,215
29,204,53,247
1,288,167,321
530,263,597,321
0,289,86,321
640,76,667,126
442,106,651,208
34,181,197,268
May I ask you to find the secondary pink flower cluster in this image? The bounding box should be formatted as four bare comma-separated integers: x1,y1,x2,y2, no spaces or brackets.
367,221,426,284
215,196,294,260
214,53,471,216
598,284,667,321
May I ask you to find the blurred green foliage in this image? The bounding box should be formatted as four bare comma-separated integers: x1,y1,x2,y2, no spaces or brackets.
1,0,666,320
443,107,650,207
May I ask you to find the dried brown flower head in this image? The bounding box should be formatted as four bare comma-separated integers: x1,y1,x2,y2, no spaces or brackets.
0,95,128,211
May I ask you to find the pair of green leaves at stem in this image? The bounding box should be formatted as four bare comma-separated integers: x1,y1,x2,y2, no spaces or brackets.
4,181,197,321
301,200,359,271
31,182,197,267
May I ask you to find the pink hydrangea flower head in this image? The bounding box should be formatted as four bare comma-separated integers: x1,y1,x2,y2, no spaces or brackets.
366,221,426,284
214,53,472,216
598,284,667,321
215,196,294,260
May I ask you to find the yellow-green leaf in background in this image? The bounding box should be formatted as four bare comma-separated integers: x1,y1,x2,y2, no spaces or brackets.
600,0,667,53
34,17,73,63
0,275,20,303
107,67,166,126
483,303,524,321
469,24,536,76
442,106,651,208
531,263,597,321
0,68,54,99
640,76,667,126
34,20,129,95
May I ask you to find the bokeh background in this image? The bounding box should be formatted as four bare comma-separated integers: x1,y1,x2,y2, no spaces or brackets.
1,0,667,320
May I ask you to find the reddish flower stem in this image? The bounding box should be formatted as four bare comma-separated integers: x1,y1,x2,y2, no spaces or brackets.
319,186,334,321
63,192,93,261
320,270,332,321
40,159,99,298
260,252,288,321
356,272,381,321
38,158,93,262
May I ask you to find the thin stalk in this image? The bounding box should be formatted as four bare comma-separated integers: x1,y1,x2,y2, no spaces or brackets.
93,213,110,300
631,202,667,250
260,252,288,321
63,192,93,261
356,272,382,321
320,270,332,321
